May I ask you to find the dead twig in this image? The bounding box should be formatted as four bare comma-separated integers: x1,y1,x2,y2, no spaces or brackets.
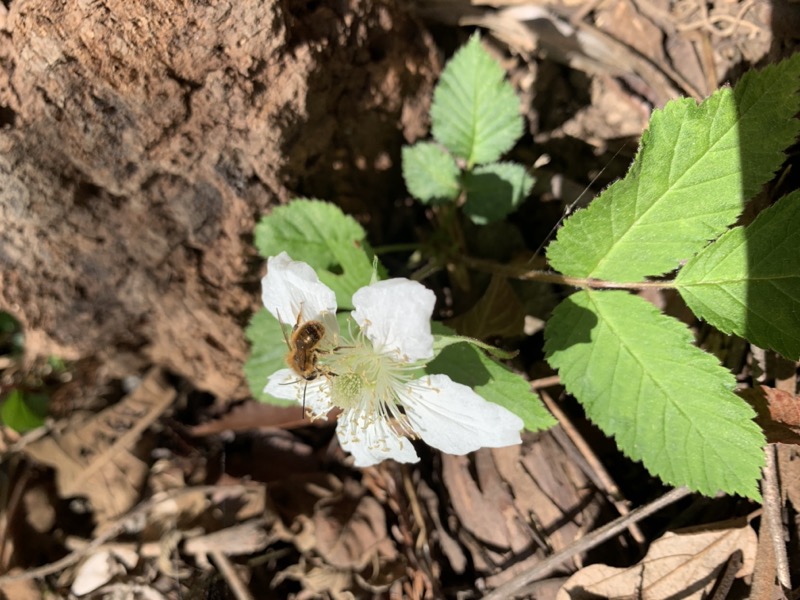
482,486,693,600
0,484,259,584
762,444,791,589
540,390,645,545
209,550,254,600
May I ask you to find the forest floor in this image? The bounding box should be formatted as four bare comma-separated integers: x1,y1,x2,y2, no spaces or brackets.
1,0,799,598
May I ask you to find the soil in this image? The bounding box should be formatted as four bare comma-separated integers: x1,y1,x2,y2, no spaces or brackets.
0,0,798,597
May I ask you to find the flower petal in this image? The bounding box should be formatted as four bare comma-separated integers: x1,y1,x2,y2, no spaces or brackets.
400,374,523,454
262,252,339,340
352,279,435,361
336,411,419,467
264,368,332,416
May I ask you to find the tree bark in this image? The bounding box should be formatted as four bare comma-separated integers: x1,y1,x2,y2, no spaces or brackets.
0,0,437,401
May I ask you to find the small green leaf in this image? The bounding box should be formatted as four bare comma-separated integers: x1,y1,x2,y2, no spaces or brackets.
431,34,524,167
402,143,460,204
254,199,376,308
547,53,800,282
244,308,294,405
544,290,764,499
676,190,800,360
1,389,48,432
462,162,534,224
426,341,555,432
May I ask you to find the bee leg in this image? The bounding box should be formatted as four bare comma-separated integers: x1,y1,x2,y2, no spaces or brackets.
276,308,292,348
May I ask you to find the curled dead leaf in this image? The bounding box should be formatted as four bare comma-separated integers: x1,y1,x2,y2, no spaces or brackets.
556,520,757,600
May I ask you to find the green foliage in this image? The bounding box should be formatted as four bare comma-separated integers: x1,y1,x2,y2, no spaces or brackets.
402,34,534,224
676,190,800,360
544,53,800,499
401,143,460,204
546,54,800,282
462,162,534,225
246,190,546,426
244,309,293,405
431,329,518,361
445,275,526,339
544,291,764,499
1,389,48,433
430,34,523,167
427,325,553,430
254,199,377,309
248,39,800,500
428,337,556,432
0,311,23,356
248,200,387,403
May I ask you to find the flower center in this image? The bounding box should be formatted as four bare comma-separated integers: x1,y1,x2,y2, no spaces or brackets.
321,325,422,437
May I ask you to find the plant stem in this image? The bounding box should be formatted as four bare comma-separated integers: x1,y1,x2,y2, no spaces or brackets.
460,256,676,290
371,243,421,255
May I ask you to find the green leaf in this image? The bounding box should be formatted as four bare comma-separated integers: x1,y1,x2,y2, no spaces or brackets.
254,199,376,308
676,190,800,360
432,334,518,361
544,290,764,499
0,311,24,355
547,53,800,282
244,308,294,405
1,389,48,432
430,33,524,167
402,143,460,204
445,275,525,339
426,341,555,432
462,162,534,224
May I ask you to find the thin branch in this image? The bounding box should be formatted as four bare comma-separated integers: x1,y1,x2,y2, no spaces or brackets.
459,255,676,290
763,444,791,588
0,484,260,583
482,486,693,600
541,390,645,545
210,551,254,600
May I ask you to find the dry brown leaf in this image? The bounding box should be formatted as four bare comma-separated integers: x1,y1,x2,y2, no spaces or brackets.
740,387,800,445
144,488,212,537
22,484,56,533
187,401,307,435
23,369,175,523
416,478,468,574
70,547,137,596
474,449,536,553
761,386,800,428
183,520,270,569
313,482,396,570
273,562,354,600
442,453,515,548
778,444,800,515
494,436,593,554
0,577,43,600
557,520,757,600
485,438,598,588
595,0,666,62
272,510,320,563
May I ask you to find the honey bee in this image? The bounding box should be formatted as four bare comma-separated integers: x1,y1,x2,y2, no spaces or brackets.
285,319,326,381
280,308,330,411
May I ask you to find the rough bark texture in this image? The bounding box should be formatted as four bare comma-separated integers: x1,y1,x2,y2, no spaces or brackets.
0,0,437,401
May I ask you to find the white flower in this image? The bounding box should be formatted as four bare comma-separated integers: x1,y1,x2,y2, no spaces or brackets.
262,252,524,467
